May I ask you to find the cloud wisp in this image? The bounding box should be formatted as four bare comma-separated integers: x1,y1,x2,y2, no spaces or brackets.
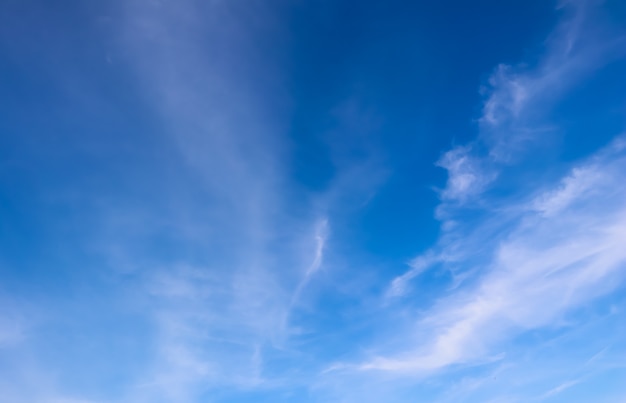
436,0,626,209
2,0,625,402
369,138,626,373
16,1,338,401
290,218,329,307
364,0,626,380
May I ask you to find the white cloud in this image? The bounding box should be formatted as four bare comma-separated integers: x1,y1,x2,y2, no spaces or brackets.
539,378,582,400
290,218,330,307
436,146,496,203
365,0,626,377
436,0,626,202
363,135,626,374
533,136,626,217
386,251,439,298
304,218,330,281
74,1,335,400
480,0,623,135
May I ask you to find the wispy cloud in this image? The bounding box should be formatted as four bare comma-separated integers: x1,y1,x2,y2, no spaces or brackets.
8,1,336,401
367,0,626,379
356,144,626,403
539,378,583,400
436,145,496,203
437,0,626,206
386,251,439,298
290,218,330,307
2,0,625,401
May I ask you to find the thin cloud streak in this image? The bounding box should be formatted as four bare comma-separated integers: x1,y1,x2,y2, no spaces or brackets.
364,137,626,375
386,251,439,298
1,0,625,402
366,0,626,377
290,218,329,306
539,378,583,400
101,0,329,400
438,0,626,206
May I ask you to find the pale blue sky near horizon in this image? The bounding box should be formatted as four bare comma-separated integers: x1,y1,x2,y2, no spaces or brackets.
1,0,626,402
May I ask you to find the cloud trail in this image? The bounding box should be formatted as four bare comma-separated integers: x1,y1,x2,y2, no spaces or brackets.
366,0,626,378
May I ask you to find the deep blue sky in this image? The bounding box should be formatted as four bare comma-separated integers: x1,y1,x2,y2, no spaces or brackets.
1,0,626,402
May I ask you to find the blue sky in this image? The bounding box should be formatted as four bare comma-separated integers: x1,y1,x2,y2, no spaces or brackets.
1,0,626,402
